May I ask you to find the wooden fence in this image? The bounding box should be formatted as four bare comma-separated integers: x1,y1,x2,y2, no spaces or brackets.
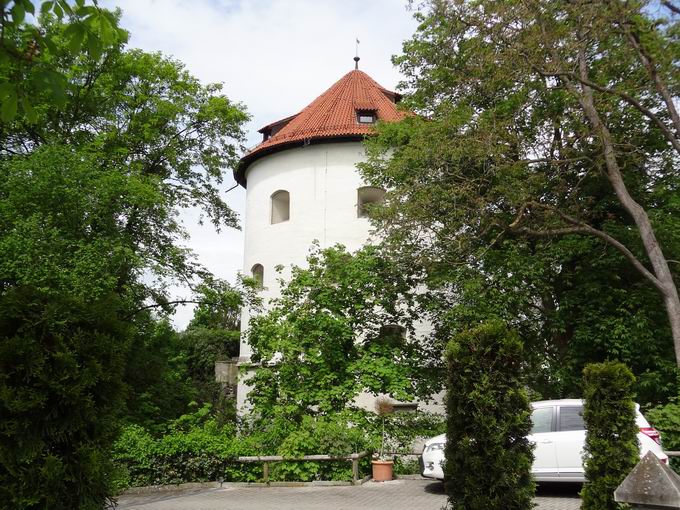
237,450,373,484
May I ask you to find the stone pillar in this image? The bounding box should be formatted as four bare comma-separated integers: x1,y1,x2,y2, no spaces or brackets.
215,359,238,398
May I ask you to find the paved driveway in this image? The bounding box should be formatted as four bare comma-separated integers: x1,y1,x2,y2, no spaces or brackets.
115,479,581,510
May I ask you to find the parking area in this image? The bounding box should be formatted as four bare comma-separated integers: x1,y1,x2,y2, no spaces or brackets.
115,479,581,510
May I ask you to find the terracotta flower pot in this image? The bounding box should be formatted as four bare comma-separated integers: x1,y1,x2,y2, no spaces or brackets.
371,459,394,482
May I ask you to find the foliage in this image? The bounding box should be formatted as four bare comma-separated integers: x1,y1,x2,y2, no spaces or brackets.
645,397,680,474
272,414,372,482
121,282,244,431
444,321,534,510
123,318,197,431
112,409,372,488
0,1,128,122
383,411,446,455
112,409,246,489
180,281,241,421
361,0,680,403
247,244,442,424
0,287,129,509
112,405,443,490
581,362,639,510
0,9,248,507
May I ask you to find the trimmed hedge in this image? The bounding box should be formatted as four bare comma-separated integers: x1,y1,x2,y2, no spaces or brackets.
581,362,639,510
444,321,534,510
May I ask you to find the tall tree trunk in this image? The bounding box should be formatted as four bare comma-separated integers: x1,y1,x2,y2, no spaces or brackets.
573,47,680,366
666,296,680,365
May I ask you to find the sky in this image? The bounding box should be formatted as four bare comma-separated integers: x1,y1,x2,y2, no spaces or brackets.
107,0,420,328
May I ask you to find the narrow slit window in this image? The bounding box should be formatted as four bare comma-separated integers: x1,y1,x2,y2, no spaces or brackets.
357,187,386,218
271,190,290,224
251,264,264,288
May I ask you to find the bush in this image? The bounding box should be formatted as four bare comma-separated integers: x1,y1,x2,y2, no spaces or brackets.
113,408,386,489
273,414,373,481
111,403,446,490
0,289,129,510
444,321,534,510
112,406,261,489
581,362,639,510
384,411,446,454
646,397,680,473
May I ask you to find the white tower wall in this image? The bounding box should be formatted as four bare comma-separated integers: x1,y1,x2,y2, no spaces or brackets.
237,141,377,409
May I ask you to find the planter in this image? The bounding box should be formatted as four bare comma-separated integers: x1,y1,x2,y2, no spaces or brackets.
371,460,394,482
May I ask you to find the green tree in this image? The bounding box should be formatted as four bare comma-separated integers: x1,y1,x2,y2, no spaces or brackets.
123,317,197,431
246,244,441,424
180,281,242,420
444,321,534,510
0,11,248,506
0,1,128,122
361,0,680,399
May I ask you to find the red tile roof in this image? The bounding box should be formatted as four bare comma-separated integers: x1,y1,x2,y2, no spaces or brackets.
235,69,406,186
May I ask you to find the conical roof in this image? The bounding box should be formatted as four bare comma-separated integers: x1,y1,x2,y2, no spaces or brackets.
235,69,406,186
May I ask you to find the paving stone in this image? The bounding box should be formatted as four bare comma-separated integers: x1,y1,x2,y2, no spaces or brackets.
114,479,581,510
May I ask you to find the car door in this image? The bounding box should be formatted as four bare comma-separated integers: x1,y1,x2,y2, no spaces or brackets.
528,405,559,480
555,405,586,480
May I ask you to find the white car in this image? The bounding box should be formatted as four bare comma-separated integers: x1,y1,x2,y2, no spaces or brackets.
421,399,668,482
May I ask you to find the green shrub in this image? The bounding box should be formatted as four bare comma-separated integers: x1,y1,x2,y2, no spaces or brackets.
0,289,128,510
581,362,639,510
384,411,446,454
111,404,445,489
393,456,421,475
646,397,680,473
444,321,534,510
112,406,263,489
274,414,372,481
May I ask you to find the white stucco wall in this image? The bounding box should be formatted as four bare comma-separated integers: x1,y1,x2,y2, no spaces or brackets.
236,140,444,415
236,141,378,409
239,142,377,353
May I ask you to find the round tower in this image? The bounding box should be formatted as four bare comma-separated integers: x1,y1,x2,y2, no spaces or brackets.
234,65,405,409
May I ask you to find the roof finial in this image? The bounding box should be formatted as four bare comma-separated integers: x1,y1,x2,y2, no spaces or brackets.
354,37,360,70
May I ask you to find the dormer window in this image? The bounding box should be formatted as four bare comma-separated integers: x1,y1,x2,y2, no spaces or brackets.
356,109,377,124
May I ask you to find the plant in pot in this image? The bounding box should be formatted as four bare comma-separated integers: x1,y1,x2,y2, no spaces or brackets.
371,396,394,481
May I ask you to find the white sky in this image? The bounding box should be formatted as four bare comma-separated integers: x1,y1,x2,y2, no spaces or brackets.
108,0,419,328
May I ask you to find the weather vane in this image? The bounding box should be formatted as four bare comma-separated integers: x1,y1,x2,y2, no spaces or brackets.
354,37,360,69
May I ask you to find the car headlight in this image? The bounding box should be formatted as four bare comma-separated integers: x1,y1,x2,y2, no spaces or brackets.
424,442,445,453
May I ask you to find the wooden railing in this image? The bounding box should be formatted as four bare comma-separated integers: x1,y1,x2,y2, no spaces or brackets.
237,451,373,484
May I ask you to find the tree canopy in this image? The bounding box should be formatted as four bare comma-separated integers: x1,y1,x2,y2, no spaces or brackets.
361,0,680,402
247,245,442,423
0,9,248,507
0,1,128,122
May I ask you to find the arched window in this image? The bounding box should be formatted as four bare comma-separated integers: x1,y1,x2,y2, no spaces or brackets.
357,186,386,218
271,190,290,224
377,324,406,346
251,263,264,287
